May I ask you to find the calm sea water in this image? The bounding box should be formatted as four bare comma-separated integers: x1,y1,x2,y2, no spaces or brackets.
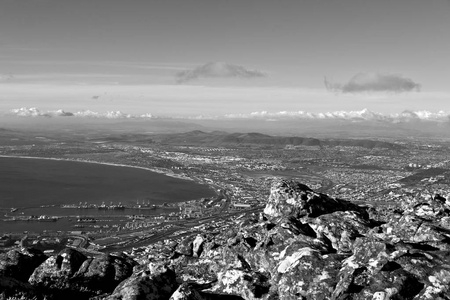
0,156,215,233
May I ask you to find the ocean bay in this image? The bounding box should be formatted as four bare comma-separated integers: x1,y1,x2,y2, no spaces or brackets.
0,156,215,233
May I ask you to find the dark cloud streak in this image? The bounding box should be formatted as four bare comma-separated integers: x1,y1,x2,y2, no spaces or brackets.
0,73,14,82
325,72,421,93
175,62,265,84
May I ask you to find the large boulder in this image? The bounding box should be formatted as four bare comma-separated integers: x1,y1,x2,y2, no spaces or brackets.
105,264,178,300
28,248,87,293
0,247,47,282
192,234,206,258
70,253,138,295
263,180,367,219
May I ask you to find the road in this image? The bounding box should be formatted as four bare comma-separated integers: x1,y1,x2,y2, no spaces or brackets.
218,189,232,214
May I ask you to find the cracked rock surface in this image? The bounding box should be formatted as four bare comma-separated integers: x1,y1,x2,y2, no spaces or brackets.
3,179,450,299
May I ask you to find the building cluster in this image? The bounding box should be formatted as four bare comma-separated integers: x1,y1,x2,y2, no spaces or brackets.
123,214,246,262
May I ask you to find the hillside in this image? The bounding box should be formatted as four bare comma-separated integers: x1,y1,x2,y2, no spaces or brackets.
2,180,450,299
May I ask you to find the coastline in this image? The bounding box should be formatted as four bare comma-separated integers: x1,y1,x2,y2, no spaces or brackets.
0,154,218,233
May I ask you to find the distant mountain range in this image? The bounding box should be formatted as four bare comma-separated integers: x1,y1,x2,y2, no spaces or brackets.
4,107,450,139
152,130,402,149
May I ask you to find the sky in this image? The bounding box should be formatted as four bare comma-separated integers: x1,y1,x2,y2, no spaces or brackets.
1,0,450,117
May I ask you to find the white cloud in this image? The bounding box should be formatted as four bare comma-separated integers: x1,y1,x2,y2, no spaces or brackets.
7,108,154,119
223,109,450,123
6,107,450,123
9,107,73,117
73,110,131,118
1,83,449,119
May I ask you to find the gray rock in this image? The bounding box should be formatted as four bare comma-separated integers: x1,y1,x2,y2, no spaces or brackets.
192,234,205,258
0,247,47,282
28,248,87,288
70,253,137,295
105,264,178,300
264,180,367,219
0,275,36,299
176,236,194,256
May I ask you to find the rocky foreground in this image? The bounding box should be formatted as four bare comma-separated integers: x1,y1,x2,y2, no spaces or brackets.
2,180,450,300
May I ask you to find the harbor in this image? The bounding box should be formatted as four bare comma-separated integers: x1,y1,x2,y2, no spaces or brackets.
3,215,60,222
60,200,159,210
1,201,179,233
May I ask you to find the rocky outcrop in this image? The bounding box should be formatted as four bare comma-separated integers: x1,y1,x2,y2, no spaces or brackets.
3,179,450,299
264,179,368,218
165,180,450,299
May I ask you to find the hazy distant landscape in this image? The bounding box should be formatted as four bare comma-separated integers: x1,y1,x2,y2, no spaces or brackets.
2,0,450,299
2,117,449,236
